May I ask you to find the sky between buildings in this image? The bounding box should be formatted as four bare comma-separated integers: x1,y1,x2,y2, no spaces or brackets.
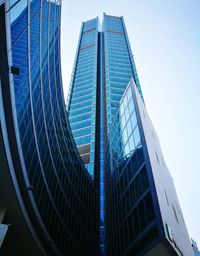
61,0,200,247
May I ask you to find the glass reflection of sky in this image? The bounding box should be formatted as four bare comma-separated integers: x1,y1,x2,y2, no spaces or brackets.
10,1,27,23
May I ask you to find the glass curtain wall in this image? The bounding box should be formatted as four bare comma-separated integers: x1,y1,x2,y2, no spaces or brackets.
0,1,97,255
67,18,99,177
105,81,156,256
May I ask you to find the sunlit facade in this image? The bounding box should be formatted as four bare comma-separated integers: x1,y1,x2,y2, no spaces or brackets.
102,14,143,131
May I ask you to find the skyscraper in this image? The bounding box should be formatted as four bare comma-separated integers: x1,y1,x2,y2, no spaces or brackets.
67,14,143,254
68,14,193,256
0,1,193,254
67,14,142,178
0,1,97,255
67,17,99,177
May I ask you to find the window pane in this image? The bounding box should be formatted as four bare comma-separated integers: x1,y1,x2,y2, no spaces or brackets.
134,126,140,146
129,99,134,114
126,120,132,137
130,111,137,130
127,86,132,101
129,135,135,152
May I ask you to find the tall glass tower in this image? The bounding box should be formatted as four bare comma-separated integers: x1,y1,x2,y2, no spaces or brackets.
68,13,193,256
67,14,142,178
102,13,143,130
0,3,193,255
68,14,143,255
67,17,99,177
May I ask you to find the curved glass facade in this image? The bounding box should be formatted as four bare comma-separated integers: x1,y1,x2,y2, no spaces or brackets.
0,1,96,255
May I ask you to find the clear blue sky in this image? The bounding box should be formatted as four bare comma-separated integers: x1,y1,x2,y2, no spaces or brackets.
61,0,200,246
